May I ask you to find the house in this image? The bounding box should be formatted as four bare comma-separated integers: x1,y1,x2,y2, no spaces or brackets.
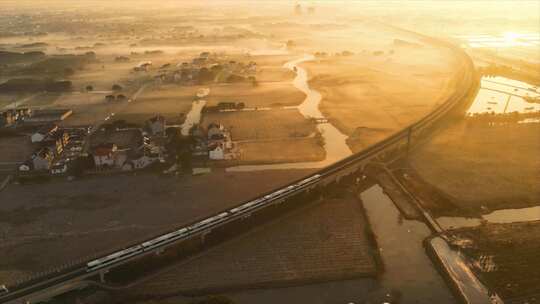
31,124,59,143
1,108,32,127
204,122,235,161
207,123,225,139
50,162,68,175
92,143,118,169
208,144,224,160
52,129,70,152
42,129,69,156
18,161,32,171
105,95,116,102
1,111,14,127
123,155,159,171
147,115,166,135
134,61,152,72
32,147,54,171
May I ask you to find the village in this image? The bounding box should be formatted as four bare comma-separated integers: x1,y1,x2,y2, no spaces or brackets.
0,51,271,181
1,107,238,179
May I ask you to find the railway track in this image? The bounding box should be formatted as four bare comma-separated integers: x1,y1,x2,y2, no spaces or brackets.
0,39,478,304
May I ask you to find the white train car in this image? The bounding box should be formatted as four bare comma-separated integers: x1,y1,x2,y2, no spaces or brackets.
188,212,229,232
142,228,188,251
297,174,321,186
230,198,263,214
87,245,143,271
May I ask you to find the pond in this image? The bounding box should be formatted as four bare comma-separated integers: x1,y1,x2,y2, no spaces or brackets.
466,76,540,115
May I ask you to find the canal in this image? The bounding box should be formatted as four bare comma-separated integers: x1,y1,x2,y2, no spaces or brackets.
225,184,458,304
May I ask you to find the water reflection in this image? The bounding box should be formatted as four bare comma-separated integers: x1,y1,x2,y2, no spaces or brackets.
437,205,540,230
361,185,455,303
455,32,540,49
467,76,540,115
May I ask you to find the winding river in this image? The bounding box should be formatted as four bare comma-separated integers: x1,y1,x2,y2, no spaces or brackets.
226,55,352,172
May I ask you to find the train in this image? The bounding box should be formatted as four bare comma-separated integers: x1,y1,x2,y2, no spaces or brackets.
86,174,322,272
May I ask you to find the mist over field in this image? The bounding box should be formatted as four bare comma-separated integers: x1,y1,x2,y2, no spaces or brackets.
0,1,538,304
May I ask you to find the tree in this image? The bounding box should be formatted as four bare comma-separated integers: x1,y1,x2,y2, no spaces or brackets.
248,76,258,87
286,40,295,49
112,84,123,92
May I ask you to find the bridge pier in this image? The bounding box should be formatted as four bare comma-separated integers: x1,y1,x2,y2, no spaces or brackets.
99,269,108,283
406,127,412,156
200,231,210,243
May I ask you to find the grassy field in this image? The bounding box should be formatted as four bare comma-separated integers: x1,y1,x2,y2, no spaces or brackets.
68,60,143,92
203,109,325,164
206,81,305,108
0,135,34,166
118,84,199,124
202,109,317,141
410,121,540,213
125,193,376,298
303,45,458,152
238,137,324,164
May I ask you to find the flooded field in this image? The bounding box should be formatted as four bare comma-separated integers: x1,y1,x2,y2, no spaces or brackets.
467,76,540,115
456,32,540,49
429,237,502,304
437,205,540,230
454,32,540,64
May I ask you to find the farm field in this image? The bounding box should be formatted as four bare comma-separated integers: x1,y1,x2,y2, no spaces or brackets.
447,221,540,302
302,44,459,152
410,121,540,214
124,193,377,299
202,109,325,164
0,169,316,285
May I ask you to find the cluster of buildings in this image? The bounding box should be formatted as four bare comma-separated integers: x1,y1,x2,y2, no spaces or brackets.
8,104,238,178
0,108,72,127
89,115,166,172
20,125,89,174
15,113,167,176
191,122,237,161
154,52,257,86
133,61,152,72
0,108,32,127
